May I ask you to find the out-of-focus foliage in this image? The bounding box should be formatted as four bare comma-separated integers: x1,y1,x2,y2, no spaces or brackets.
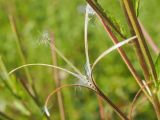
0,0,160,119
155,54,160,80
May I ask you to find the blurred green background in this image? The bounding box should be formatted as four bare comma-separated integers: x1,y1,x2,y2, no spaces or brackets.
0,0,160,120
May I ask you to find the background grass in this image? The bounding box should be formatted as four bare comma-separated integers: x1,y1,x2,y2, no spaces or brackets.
0,0,160,119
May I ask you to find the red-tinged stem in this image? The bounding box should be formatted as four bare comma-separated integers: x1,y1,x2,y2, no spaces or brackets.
99,17,152,101
96,86,129,120
97,96,105,120
86,0,126,39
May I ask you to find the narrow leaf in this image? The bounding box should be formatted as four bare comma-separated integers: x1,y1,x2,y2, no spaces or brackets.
132,0,141,17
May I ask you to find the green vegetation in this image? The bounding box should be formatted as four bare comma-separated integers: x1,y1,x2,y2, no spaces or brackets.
0,0,160,120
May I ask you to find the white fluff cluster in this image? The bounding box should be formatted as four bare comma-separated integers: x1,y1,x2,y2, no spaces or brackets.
78,75,96,90
86,4,95,15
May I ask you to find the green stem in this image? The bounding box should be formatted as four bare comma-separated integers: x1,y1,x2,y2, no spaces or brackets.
121,0,158,86
122,0,160,119
120,0,151,85
87,0,152,108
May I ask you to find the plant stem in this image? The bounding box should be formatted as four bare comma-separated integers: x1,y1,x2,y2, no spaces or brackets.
120,5,160,119
95,86,129,120
86,0,141,86
86,0,147,93
97,95,105,120
50,32,66,120
87,0,153,112
120,1,150,84
121,0,160,119
87,0,150,85
90,75,128,120
86,0,126,39
121,0,158,86
100,18,152,101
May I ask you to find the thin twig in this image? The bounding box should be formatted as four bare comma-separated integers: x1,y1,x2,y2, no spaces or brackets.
44,84,97,117
51,44,83,76
92,36,137,69
44,83,129,120
8,64,79,78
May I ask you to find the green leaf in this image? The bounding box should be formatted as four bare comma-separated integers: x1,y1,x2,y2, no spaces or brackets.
0,56,26,99
0,57,42,116
93,0,126,37
0,56,16,95
107,12,126,36
132,0,141,17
